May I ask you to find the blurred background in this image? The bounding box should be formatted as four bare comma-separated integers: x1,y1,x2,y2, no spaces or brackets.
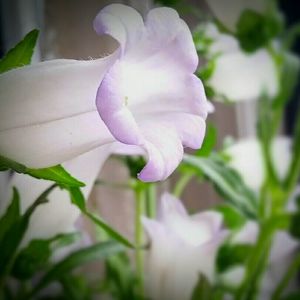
0,0,299,240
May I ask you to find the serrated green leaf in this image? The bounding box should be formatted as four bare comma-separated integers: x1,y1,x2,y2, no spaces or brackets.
183,154,258,218
68,187,134,248
31,241,124,295
0,155,84,187
0,30,39,74
0,185,56,285
215,205,246,230
217,244,253,273
0,188,20,242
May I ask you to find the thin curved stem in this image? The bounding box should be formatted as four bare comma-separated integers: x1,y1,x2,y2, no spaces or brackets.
134,185,146,297
173,173,193,198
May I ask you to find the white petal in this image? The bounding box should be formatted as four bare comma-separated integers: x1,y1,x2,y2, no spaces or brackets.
209,49,278,102
0,54,117,167
226,137,292,191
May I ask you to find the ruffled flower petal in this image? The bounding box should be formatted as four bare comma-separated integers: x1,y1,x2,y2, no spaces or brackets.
93,4,144,55
143,194,226,300
95,5,208,181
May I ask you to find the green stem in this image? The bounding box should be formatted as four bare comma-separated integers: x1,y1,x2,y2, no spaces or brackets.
134,185,146,297
235,222,274,300
173,173,193,198
272,252,300,300
146,183,156,219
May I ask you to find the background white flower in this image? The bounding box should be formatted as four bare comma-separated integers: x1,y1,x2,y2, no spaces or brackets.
205,24,278,102
225,137,292,191
143,193,226,300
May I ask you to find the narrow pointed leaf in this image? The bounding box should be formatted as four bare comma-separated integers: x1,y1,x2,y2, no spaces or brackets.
32,241,124,295
0,185,56,283
183,154,258,218
68,187,134,248
0,188,20,242
0,29,39,74
0,155,84,187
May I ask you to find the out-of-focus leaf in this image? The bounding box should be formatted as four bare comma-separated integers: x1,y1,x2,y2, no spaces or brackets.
284,107,300,194
215,205,246,230
273,53,300,110
68,187,134,248
289,212,300,239
12,240,51,280
0,185,56,283
217,244,253,273
195,124,217,157
51,232,81,251
60,275,93,300
11,232,80,280
123,156,146,179
282,291,300,300
0,188,20,242
183,154,258,218
32,241,124,295
0,155,84,187
0,29,38,74
193,27,213,56
105,252,137,300
191,274,212,300
154,0,179,7
236,10,283,52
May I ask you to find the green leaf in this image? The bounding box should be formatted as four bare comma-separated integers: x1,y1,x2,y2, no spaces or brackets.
236,9,283,52
191,274,213,300
0,29,39,74
68,187,134,248
0,185,56,284
195,123,217,157
193,27,213,56
273,53,300,110
217,244,253,273
11,232,80,280
215,205,246,230
154,0,179,7
0,155,84,187
51,232,81,251
105,252,137,300
289,212,300,239
0,188,20,242
12,240,52,280
32,241,124,295
183,154,258,218
281,291,300,300
60,275,93,300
